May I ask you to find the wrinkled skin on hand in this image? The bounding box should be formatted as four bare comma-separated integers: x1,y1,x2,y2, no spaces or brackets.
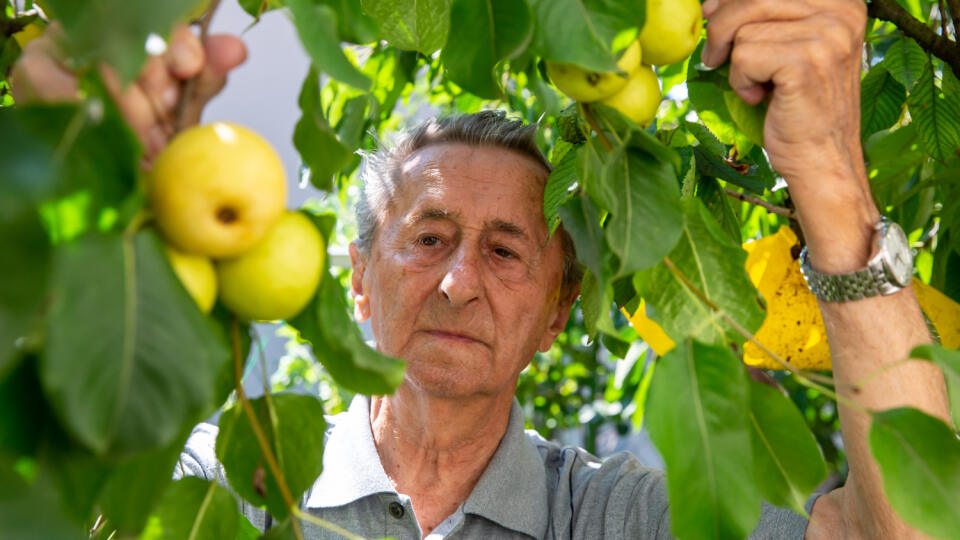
11,23,247,165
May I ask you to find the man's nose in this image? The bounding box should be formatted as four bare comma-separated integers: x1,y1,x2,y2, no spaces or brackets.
439,245,482,307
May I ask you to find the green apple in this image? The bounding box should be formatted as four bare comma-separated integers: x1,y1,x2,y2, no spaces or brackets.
217,211,325,321
148,122,287,258
601,64,662,127
164,244,217,314
638,0,703,66
546,40,642,102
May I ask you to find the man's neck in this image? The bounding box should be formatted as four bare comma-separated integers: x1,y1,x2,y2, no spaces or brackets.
369,385,514,537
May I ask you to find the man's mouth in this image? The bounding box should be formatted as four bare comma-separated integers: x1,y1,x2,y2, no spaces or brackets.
423,330,485,345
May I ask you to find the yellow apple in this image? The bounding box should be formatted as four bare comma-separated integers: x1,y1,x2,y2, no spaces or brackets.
601,64,661,127
546,40,642,102
164,244,217,314
148,122,287,258
638,0,703,66
217,211,325,321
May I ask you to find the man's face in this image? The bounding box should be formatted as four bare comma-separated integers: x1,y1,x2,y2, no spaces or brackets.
350,143,573,399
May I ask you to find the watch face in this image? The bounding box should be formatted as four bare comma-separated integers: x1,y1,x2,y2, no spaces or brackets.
881,223,913,287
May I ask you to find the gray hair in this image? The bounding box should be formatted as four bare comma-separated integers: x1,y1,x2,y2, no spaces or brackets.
355,110,583,298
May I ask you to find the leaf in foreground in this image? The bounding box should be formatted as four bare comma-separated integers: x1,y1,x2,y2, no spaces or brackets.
42,231,230,456
869,407,960,540
910,344,960,430
645,339,761,540
217,393,326,521
747,380,827,515
140,477,239,540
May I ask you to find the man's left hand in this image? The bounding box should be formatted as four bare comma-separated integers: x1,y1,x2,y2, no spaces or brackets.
702,0,877,273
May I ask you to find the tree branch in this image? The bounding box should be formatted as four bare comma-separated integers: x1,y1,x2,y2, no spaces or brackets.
868,0,960,78
947,0,960,38
723,187,797,219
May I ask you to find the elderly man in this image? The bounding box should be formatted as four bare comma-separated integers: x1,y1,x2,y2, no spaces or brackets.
14,0,949,538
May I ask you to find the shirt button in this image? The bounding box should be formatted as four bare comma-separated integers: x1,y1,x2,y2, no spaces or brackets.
388,501,405,519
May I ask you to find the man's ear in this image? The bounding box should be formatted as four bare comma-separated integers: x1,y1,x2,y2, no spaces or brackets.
349,242,371,323
538,283,580,352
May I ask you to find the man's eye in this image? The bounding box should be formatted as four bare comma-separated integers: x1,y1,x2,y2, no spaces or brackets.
494,247,515,259
419,235,440,247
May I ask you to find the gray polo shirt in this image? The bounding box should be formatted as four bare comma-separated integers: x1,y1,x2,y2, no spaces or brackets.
177,395,813,539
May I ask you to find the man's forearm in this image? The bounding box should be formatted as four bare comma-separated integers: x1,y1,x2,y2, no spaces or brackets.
814,281,948,538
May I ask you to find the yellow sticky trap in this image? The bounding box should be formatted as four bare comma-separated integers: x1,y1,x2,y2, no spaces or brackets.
625,226,960,370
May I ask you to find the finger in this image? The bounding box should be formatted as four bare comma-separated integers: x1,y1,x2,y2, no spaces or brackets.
164,24,205,80
100,64,172,150
703,0,815,68
203,34,247,75
10,23,78,103
138,55,181,114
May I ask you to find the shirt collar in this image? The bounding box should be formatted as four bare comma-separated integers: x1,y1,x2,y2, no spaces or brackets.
304,394,549,539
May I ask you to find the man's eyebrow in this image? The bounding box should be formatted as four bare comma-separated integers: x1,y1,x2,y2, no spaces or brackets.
487,219,527,239
408,207,459,224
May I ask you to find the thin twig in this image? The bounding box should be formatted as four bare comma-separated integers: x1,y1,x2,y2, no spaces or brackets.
174,0,222,132
579,103,613,152
868,0,960,77
941,0,950,38
292,508,368,540
723,187,797,219
231,318,304,540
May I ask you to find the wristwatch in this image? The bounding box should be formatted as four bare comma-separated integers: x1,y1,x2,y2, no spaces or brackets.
799,218,913,302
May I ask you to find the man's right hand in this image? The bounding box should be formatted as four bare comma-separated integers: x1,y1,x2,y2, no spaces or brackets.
11,23,246,164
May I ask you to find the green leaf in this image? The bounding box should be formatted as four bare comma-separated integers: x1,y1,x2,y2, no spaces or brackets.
693,146,765,194
440,0,533,99
881,37,928,91
217,393,326,521
528,0,642,72
41,231,230,456
287,0,373,91
696,176,740,244
747,380,827,515
43,0,200,82
0,196,50,376
869,407,960,540
558,192,605,285
237,0,283,19
598,133,683,276
361,0,452,55
683,120,726,157
0,358,47,459
645,339,761,540
98,430,193,534
909,344,960,430
907,62,960,164
0,464,84,540
579,270,617,338
543,144,579,235
290,211,405,395
638,198,765,347
723,90,765,148
860,65,906,138
141,477,239,540
293,68,354,192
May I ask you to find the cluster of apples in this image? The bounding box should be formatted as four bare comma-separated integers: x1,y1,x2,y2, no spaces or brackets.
546,0,703,127
149,122,325,321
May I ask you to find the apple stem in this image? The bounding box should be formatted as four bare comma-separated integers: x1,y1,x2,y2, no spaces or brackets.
231,317,305,540
174,0,223,133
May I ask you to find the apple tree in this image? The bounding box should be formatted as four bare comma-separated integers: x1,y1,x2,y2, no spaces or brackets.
1,0,959,539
